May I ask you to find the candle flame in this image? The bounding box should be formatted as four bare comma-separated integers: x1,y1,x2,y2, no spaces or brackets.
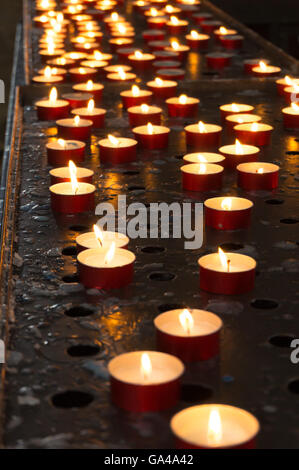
196,154,207,163
171,40,180,50
291,102,299,113
190,30,199,39
58,138,66,148
149,7,158,16
94,51,102,60
140,353,152,380
221,197,232,211
132,85,140,96
79,67,86,75
134,50,143,59
198,163,206,174
49,87,57,104
86,80,94,91
218,247,230,272
47,43,55,55
74,115,80,126
259,61,267,71
69,160,79,194
44,66,52,78
118,67,126,80
147,122,154,134
179,94,187,105
117,24,126,34
93,224,104,247
170,15,179,25
108,134,119,146
179,309,194,335
87,99,95,113
231,103,239,112
207,409,223,446
219,26,228,35
251,122,259,132
56,12,64,24
155,77,163,86
111,12,119,21
198,121,207,133
141,104,149,113
257,167,264,174
57,58,66,65
104,241,116,265
235,139,244,155
284,75,293,86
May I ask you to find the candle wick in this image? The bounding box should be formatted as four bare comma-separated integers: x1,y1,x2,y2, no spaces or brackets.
227,259,231,273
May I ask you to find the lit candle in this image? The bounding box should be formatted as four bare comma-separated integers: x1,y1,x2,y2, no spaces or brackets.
185,121,222,150
275,75,299,96
206,52,233,69
80,59,108,72
56,115,93,141
214,26,237,41
50,160,94,185
40,44,65,63
77,242,135,289
147,16,168,29
154,308,222,362
109,37,133,52
199,247,256,294
35,87,69,121
76,225,129,253
252,60,281,78
72,80,104,102
204,196,253,230
32,66,65,84
62,92,94,110
142,29,166,42
166,15,188,35
147,77,178,99
63,51,88,63
108,351,184,412
98,134,138,164
183,152,225,165
237,162,279,190
181,163,223,191
157,68,185,81
243,58,269,75
71,98,106,128
282,102,299,129
86,51,113,63
220,34,244,50
103,64,132,75
166,94,199,117
234,122,273,146
50,172,95,213
69,66,98,83
128,103,162,126
117,46,139,62
165,40,190,61
128,50,155,70
171,404,260,449
225,113,262,133
46,138,86,166
185,30,210,49
107,67,137,82
219,102,254,120
47,56,76,69
133,122,170,149
219,139,260,169
201,20,221,34
120,85,153,109
192,12,213,25
149,41,174,53
282,83,299,104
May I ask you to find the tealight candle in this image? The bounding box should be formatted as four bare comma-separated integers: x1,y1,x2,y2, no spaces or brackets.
181,163,223,191
275,75,299,96
133,122,170,149
35,87,69,121
219,103,254,120
40,46,65,63
147,77,178,99
220,34,244,49
165,41,190,61
198,248,256,294
107,68,137,82
120,85,153,108
219,139,260,169
47,57,76,69
128,104,162,126
80,59,108,72
243,58,269,75
237,162,279,190
225,113,262,133
56,115,93,141
142,29,166,42
157,68,185,80
98,135,137,164
252,61,281,77
185,122,222,150
153,60,181,71
147,17,167,29
75,42,101,53
32,66,65,85
185,30,210,49
154,309,222,362
128,50,155,70
86,51,113,63
166,16,188,35
192,12,213,25
166,94,199,117
183,152,225,165
50,181,95,213
76,225,129,253
46,139,86,166
234,122,273,146
71,99,106,128
109,38,133,52
50,161,94,185
171,404,260,449
204,196,253,230
201,20,221,34
62,92,94,110
63,52,88,63
77,244,135,289
103,64,132,75
108,351,184,412
214,26,237,41
282,84,299,104
282,102,299,128
69,66,98,82
117,47,139,62
148,41,172,52
72,80,103,102
206,52,232,69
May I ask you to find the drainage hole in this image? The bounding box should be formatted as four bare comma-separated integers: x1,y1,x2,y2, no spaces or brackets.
269,335,296,348
181,384,213,403
52,391,93,408
65,306,94,318
251,299,279,309
62,274,79,283
141,246,165,254
149,272,176,281
67,344,101,357
62,246,77,256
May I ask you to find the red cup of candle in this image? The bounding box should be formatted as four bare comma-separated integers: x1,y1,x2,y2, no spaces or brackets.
157,68,185,80
171,404,260,449
153,60,181,71
69,66,98,83
219,103,254,121
186,31,210,49
77,246,135,289
155,309,222,362
204,196,253,230
219,140,260,169
147,17,167,29
62,92,94,110
71,101,106,128
225,113,262,134
252,62,281,78
50,182,95,213
147,78,178,99
185,122,222,150
56,116,93,141
153,50,179,60
117,47,139,62
201,20,221,34
72,82,104,102
198,250,256,295
107,70,137,82
32,73,65,85
192,12,213,25
76,230,129,253
181,163,223,191
47,57,76,69
234,122,273,146
243,58,269,75
276,76,299,96
282,103,299,129
50,166,94,185
40,48,66,63
128,51,155,70
220,34,244,50
282,85,299,104
128,104,162,126
133,123,170,149
46,139,86,166
206,52,232,69
121,86,153,109
183,152,225,166
237,162,279,190
99,136,137,164
109,38,134,52
148,40,170,52
166,17,188,36
166,95,199,117
108,351,184,412
214,27,238,42
165,44,190,61
142,29,166,42
35,88,69,121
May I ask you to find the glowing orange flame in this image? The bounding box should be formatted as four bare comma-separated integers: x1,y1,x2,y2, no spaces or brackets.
132,85,140,96
140,353,152,380
69,160,79,194
104,241,116,265
87,99,95,113
49,87,57,104
86,80,94,91
108,134,119,146
74,115,80,126
93,224,104,247
179,309,194,335
147,122,154,134
235,139,244,155
207,409,223,446
218,247,230,272
57,138,66,148
221,197,232,210
179,94,187,105
198,121,207,133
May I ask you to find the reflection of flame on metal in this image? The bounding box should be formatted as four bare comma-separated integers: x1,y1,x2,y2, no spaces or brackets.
207,409,223,446
140,353,152,380
179,309,194,335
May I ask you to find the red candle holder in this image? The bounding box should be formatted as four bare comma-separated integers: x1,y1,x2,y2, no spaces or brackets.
109,38,134,52
108,351,184,412
181,163,223,191
225,113,261,134
72,82,103,102
166,95,199,117
201,20,221,34
237,162,279,190
220,34,244,50
186,32,210,49
142,29,166,42
120,86,153,109
157,68,185,80
56,116,93,141
77,247,135,289
166,18,188,36
282,103,299,129
50,166,94,185
153,60,181,71
199,251,256,295
69,67,98,83
243,58,269,75
147,17,167,29
35,96,70,121
219,141,260,169
128,51,155,71
251,62,281,78
276,77,299,96
192,12,213,25
153,50,179,61
50,182,95,213
71,104,106,128
206,52,232,69
234,123,273,146
117,47,139,62
47,57,76,69
148,40,171,52
204,196,253,230
147,78,178,99
46,139,86,167
219,103,254,120
133,124,170,149
185,122,222,150
165,43,190,61
128,104,162,126
98,136,137,164
62,92,94,110
155,309,222,362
